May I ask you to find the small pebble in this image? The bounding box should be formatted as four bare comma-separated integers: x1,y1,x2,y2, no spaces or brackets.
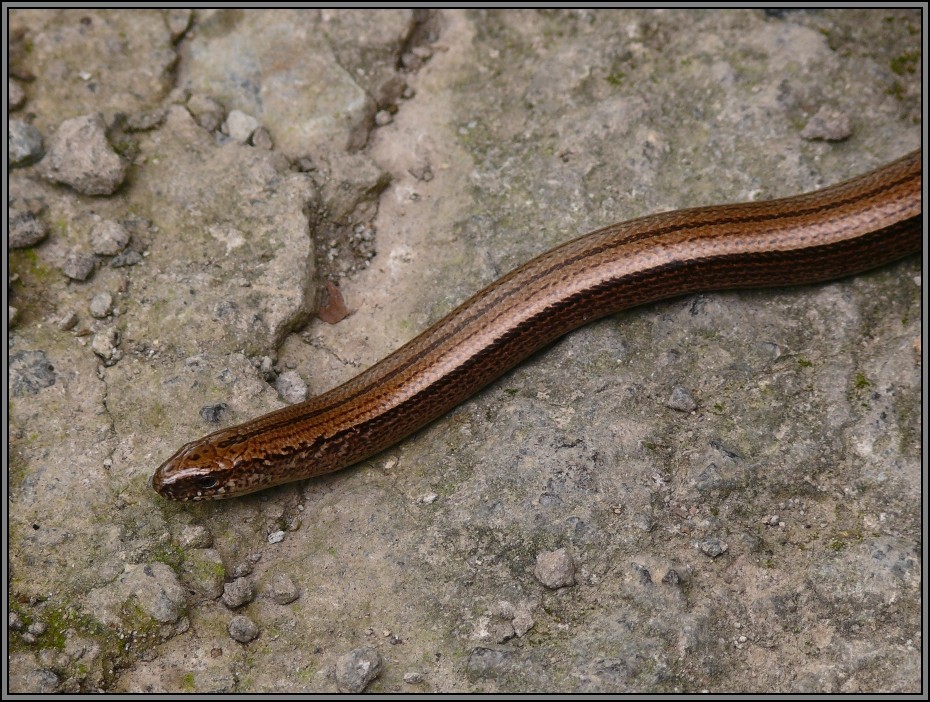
375,110,393,126
335,647,383,693
699,538,729,558
28,621,47,636
534,548,575,589
90,220,130,255
403,672,424,684
230,562,253,578
9,210,49,249
666,386,697,412
9,306,18,326
9,119,44,167
56,310,79,331
401,85,416,99
9,611,24,631
223,110,260,143
92,328,122,365
199,403,229,423
228,615,260,643
110,249,143,268
801,106,852,142
250,127,273,150
420,492,438,505
42,113,127,195
269,573,299,605
89,292,113,319
21,632,37,644
187,94,225,132
10,79,26,109
662,569,682,585
222,577,255,608
267,530,286,545
61,251,96,281
276,370,308,404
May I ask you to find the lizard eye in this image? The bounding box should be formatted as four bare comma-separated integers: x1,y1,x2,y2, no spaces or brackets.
198,476,219,490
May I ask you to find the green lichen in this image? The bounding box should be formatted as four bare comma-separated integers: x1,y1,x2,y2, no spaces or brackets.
796,357,813,368
854,373,871,390
890,49,920,75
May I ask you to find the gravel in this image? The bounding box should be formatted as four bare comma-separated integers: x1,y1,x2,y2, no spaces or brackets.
268,573,300,605
228,615,260,643
666,385,698,412
222,577,255,608
335,647,382,693
89,292,113,319
223,110,260,143
9,120,44,167
42,114,127,195
534,548,576,590
60,251,96,281
276,370,308,404
90,220,130,255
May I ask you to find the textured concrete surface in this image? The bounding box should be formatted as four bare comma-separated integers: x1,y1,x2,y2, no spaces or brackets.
7,8,922,693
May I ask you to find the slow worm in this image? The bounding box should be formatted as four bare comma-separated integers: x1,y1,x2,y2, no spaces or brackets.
153,150,921,501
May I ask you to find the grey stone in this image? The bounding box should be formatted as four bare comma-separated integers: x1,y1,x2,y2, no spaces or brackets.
801,106,852,142
9,306,19,327
275,370,308,404
666,386,697,412
27,621,47,636
109,249,143,268
375,109,393,126
55,310,79,331
699,538,729,558
9,611,24,630
89,292,113,319
9,120,44,167
9,185,49,249
223,110,260,143
42,114,127,195
228,615,260,643
90,220,130,255
91,328,122,365
534,548,575,589
269,572,300,605
335,646,382,693
404,671,424,684
222,577,255,608
9,350,57,396
61,251,95,281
